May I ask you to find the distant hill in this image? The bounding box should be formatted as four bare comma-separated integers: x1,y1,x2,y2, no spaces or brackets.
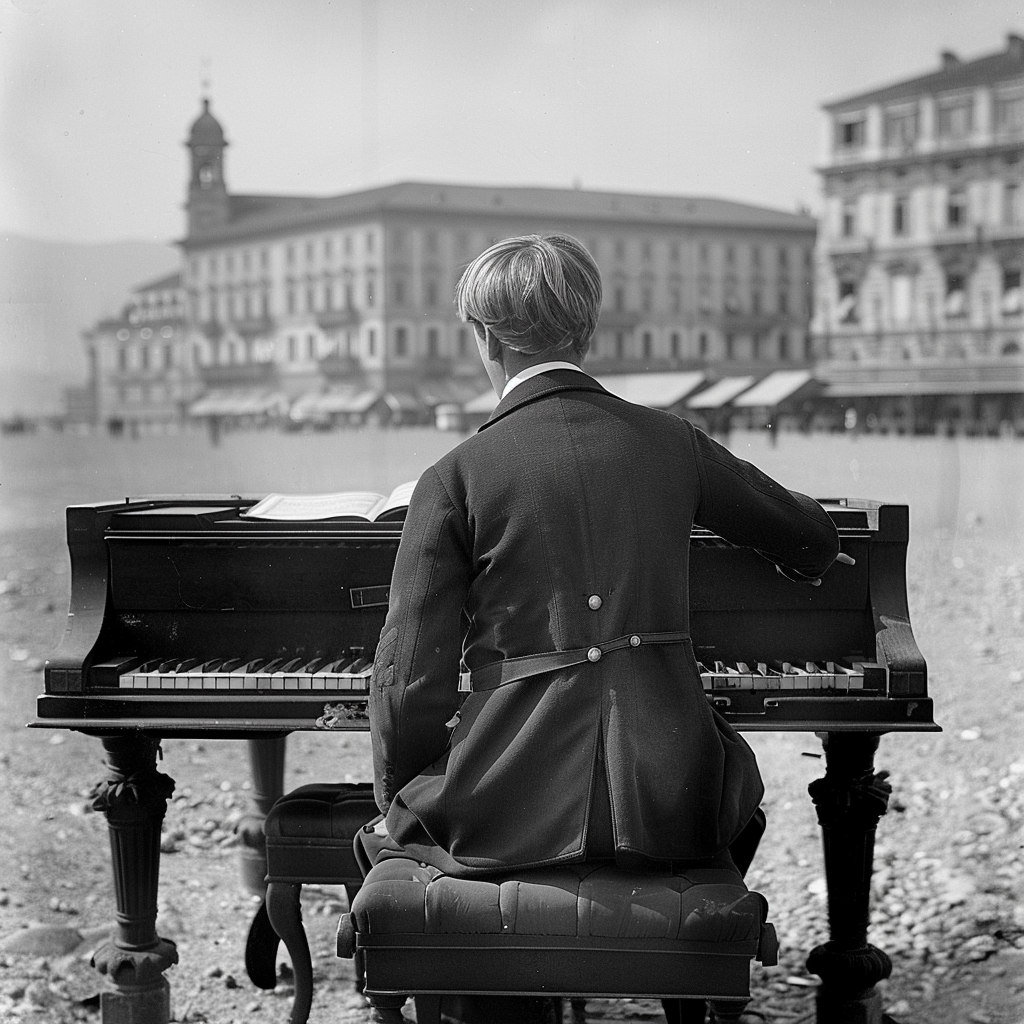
0,235,180,416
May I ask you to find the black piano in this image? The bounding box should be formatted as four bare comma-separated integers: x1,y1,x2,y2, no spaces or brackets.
35,495,936,1024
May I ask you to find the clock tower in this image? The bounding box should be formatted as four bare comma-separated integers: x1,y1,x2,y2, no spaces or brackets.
185,98,230,238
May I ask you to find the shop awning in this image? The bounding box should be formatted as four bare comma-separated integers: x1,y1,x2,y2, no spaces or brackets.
463,390,500,414
189,389,288,417
824,377,1024,397
595,371,705,408
732,370,815,407
384,392,425,414
686,376,756,409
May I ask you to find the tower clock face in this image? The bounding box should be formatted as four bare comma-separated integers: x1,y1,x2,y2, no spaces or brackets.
199,165,215,187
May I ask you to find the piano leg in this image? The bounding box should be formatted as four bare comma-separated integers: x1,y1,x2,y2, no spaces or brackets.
89,733,179,1024
806,731,893,1024
238,734,288,895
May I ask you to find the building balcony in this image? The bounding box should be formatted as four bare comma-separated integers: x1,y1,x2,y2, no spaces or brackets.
319,354,363,379
817,327,1024,367
197,361,278,387
229,314,276,339
316,307,361,331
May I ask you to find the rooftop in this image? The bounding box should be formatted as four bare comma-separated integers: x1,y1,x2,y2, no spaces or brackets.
182,180,815,248
825,33,1024,112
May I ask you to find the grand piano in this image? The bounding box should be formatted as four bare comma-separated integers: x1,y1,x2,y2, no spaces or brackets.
36,495,936,1024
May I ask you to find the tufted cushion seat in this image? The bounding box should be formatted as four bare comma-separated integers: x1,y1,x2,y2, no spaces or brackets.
339,856,777,1024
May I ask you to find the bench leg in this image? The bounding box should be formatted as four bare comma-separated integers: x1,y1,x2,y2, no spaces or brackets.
244,898,281,990
414,995,443,1024
367,994,407,1023
663,998,708,1024
265,881,313,1024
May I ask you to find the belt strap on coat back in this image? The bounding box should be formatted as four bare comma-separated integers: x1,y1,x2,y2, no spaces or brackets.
466,630,691,693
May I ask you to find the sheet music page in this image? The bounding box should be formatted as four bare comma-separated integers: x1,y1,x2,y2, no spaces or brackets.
375,479,418,519
241,491,386,521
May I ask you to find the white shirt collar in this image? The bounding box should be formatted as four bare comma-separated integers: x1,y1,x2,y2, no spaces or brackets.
500,361,589,400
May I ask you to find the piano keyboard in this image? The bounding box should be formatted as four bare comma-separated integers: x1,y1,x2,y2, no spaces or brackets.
697,660,880,692
96,653,881,695
99,654,372,692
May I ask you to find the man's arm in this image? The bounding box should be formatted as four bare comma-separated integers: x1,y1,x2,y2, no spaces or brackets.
685,421,840,580
368,468,471,813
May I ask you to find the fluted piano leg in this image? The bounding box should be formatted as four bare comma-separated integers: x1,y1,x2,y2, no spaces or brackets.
806,731,893,1024
89,733,179,1024
238,734,288,895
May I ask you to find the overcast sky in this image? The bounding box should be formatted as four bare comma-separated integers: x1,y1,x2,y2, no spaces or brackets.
3,0,1024,245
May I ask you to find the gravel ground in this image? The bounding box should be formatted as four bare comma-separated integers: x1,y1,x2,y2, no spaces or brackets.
1,498,1022,1023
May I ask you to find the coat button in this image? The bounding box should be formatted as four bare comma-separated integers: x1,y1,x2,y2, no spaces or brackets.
587,594,602,610
587,647,602,662
630,635,641,647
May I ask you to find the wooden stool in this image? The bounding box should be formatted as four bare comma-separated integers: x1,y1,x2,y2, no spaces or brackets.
244,782,377,1024
338,856,778,1024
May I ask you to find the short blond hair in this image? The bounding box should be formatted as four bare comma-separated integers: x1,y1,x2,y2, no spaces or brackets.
454,234,602,359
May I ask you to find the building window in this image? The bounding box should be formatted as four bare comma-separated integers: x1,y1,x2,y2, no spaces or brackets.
937,97,973,140
837,281,859,324
947,188,968,228
367,327,377,357
641,331,652,359
891,274,914,324
778,246,789,269
324,238,333,259
841,200,857,238
893,195,910,237
366,275,376,307
995,92,1024,134
778,289,789,315
306,283,316,312
426,327,439,357
670,331,681,357
1004,182,1022,226
836,115,866,150
614,332,624,359
1002,269,1022,315
288,335,298,361
394,326,408,356
751,245,761,268
779,333,789,360
944,274,967,318
366,232,375,254
884,106,918,149
457,326,469,356
724,334,735,360
751,289,761,314
698,332,708,357
118,347,127,371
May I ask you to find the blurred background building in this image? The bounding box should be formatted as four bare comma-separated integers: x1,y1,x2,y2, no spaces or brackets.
79,98,817,435
815,32,1024,435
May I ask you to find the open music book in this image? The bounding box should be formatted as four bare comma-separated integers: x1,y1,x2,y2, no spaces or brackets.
241,480,417,522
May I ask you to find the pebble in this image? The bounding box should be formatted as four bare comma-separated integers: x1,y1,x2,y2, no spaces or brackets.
0,925,83,956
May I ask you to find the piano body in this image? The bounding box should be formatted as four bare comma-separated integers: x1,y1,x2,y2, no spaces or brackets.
36,496,936,1024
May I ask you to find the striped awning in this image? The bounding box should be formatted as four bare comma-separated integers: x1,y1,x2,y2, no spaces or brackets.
732,370,814,407
686,376,756,409
595,371,705,408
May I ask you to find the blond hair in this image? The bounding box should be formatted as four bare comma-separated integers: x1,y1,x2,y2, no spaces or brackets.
454,234,602,359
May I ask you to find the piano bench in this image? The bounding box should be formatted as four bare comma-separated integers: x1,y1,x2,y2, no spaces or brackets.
244,782,378,1024
337,857,778,1024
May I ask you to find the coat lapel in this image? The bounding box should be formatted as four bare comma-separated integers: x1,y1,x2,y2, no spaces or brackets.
478,370,612,432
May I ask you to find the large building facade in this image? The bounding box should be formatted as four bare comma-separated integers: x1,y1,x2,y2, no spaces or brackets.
814,33,1024,434
82,98,818,432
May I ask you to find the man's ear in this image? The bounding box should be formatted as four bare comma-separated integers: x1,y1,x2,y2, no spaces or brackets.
485,326,503,363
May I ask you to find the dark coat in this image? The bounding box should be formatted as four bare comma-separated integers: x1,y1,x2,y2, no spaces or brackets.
369,370,839,877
